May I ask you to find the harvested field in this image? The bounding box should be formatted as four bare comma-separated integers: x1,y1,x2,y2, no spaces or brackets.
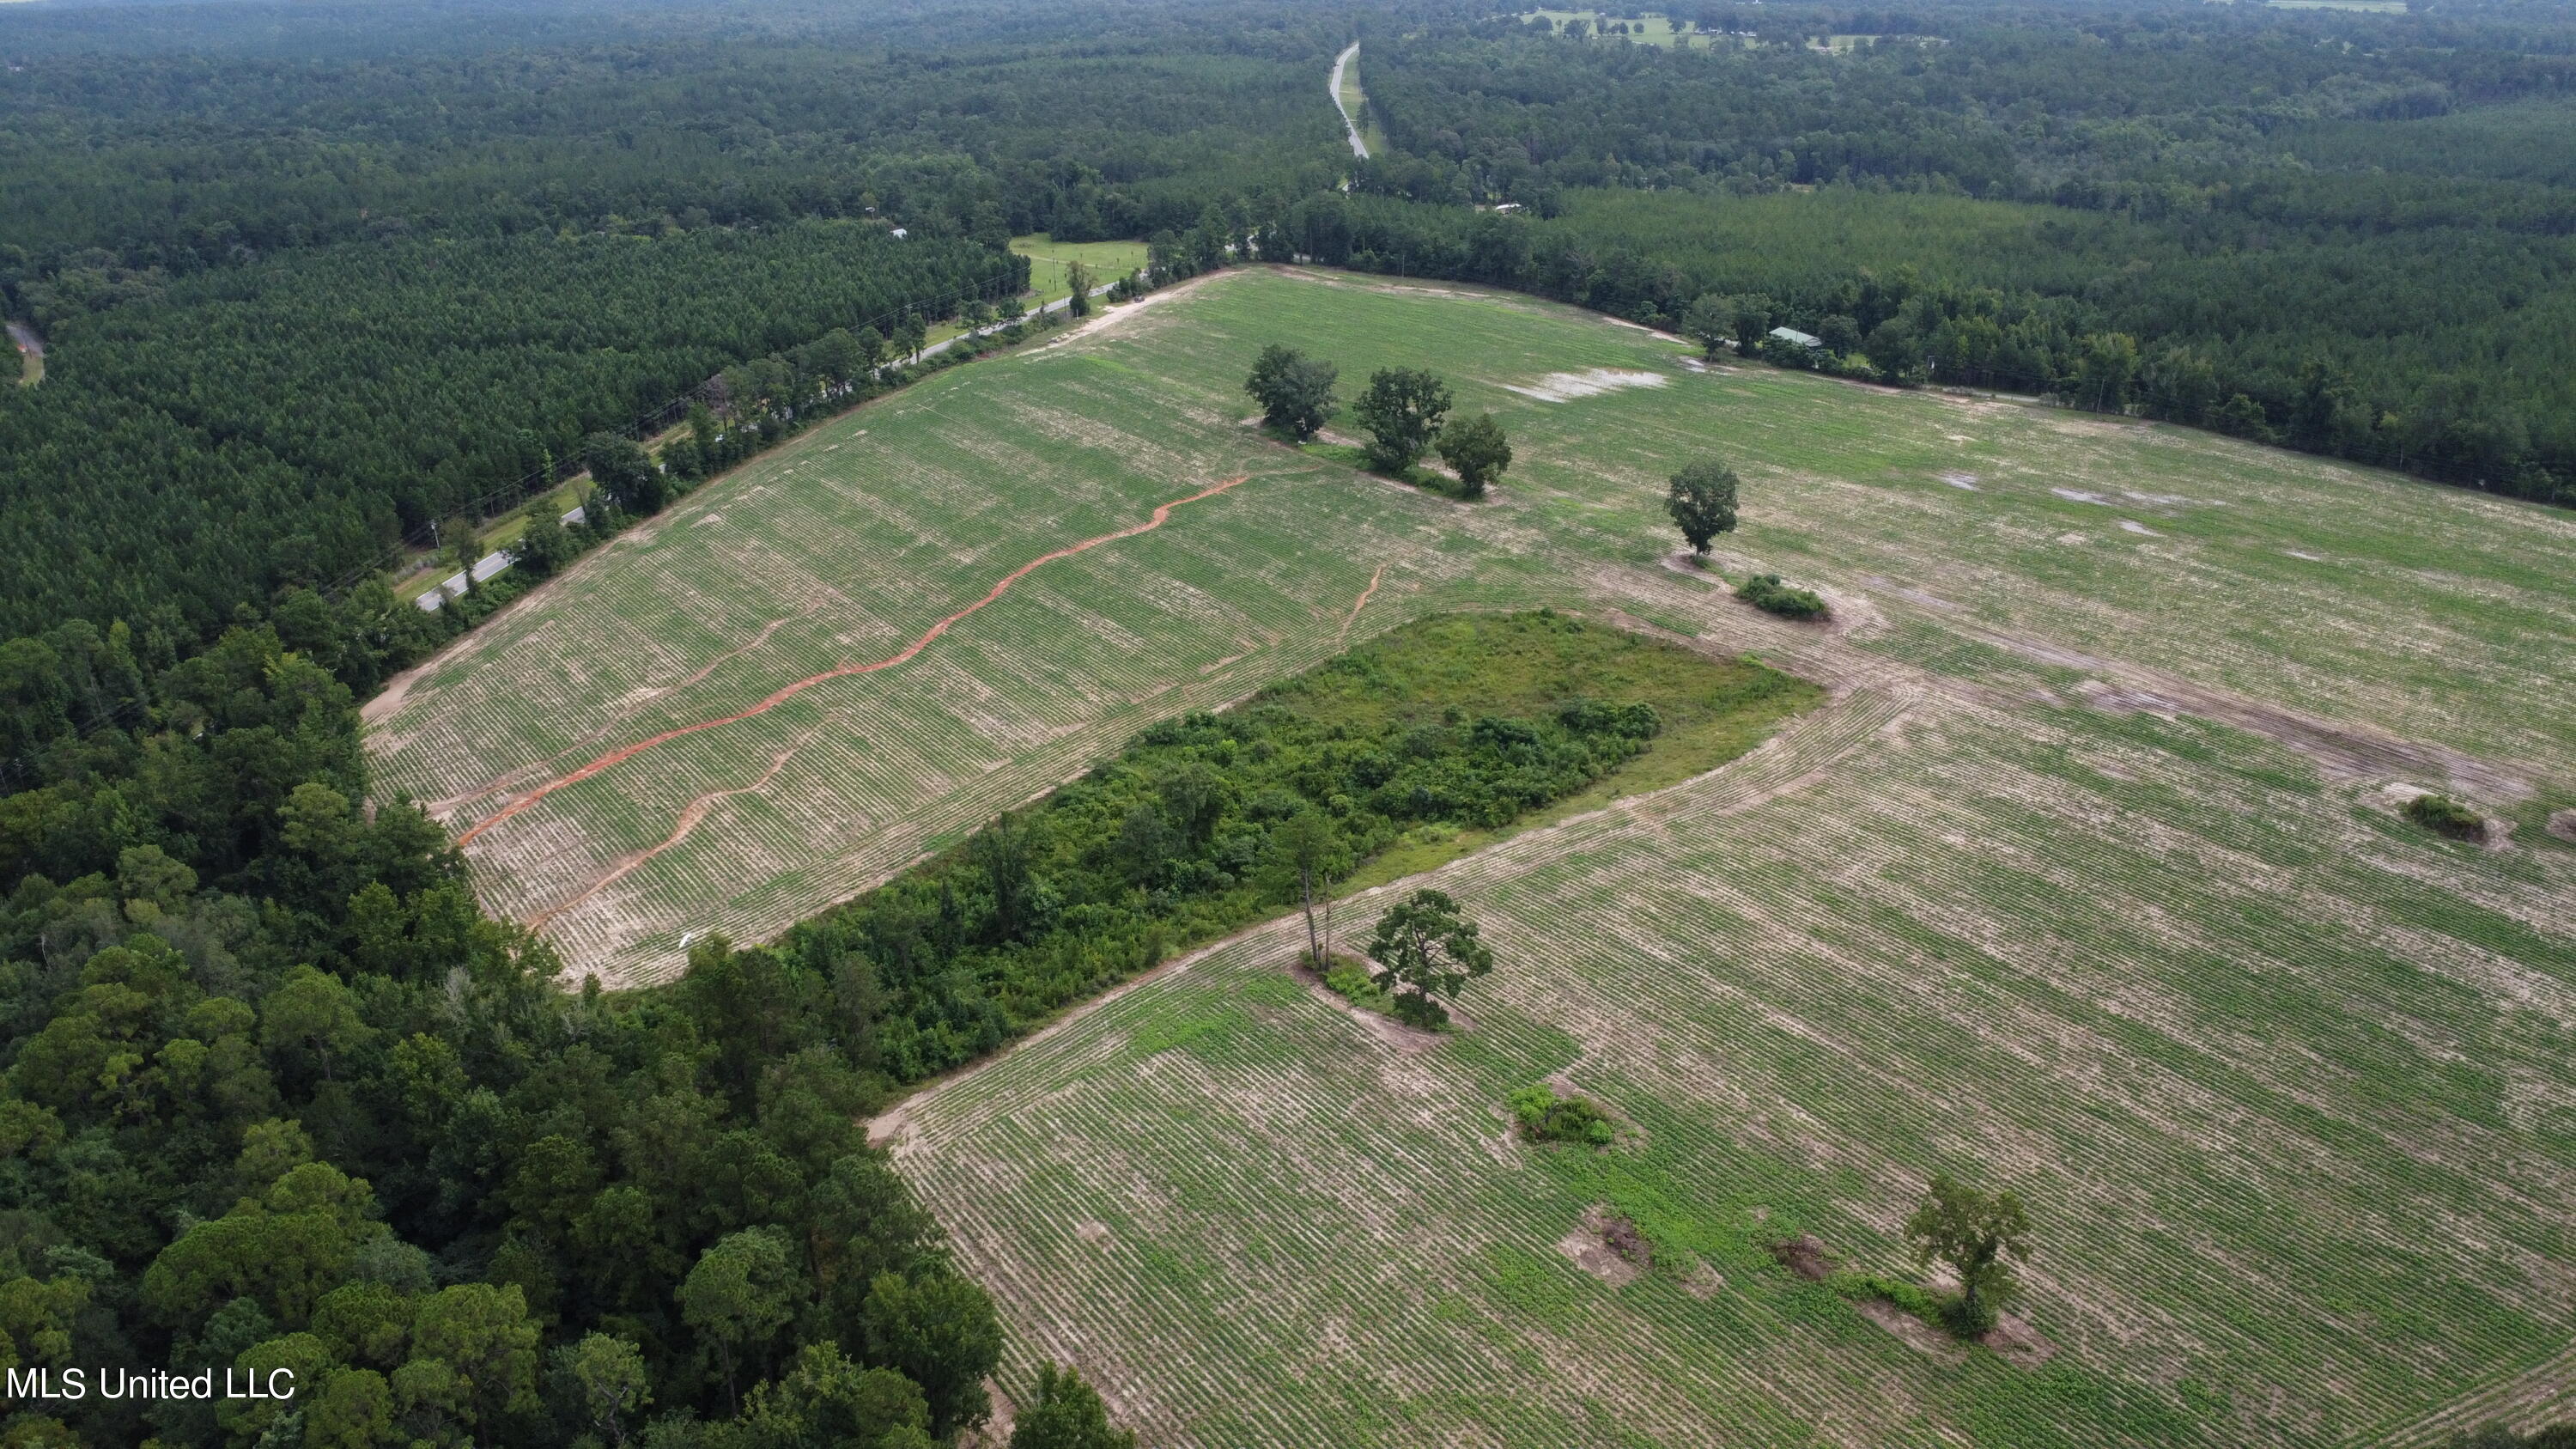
379,267,2576,1444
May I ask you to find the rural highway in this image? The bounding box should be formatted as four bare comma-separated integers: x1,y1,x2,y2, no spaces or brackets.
1330,43,1370,159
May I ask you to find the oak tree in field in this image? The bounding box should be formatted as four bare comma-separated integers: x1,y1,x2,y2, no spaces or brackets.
1011,1363,1137,1449
1904,1172,2032,1334
1364,888,1493,1026
1436,411,1513,497
1243,344,1340,441
1065,260,1092,318
1666,460,1740,557
1351,367,1453,473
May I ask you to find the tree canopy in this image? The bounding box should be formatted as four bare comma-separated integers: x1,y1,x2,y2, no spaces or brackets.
1667,460,1741,557
1350,367,1454,474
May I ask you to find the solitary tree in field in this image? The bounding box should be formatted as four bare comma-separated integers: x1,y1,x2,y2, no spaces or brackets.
1264,808,1352,969
1243,344,1340,441
1351,367,1453,473
1681,293,1733,361
1904,1172,2032,1334
1435,412,1513,497
1666,459,1740,557
1065,261,1093,319
1364,888,1492,1027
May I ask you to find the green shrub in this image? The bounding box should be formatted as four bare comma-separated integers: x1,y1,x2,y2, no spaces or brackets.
1506,1085,1617,1146
1321,960,1392,1011
1737,574,1828,619
2405,793,2484,839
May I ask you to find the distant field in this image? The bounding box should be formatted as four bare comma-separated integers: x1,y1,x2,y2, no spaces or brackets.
375,267,2576,1445
1518,9,1716,46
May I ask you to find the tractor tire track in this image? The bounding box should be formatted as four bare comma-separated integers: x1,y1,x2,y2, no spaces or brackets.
531,724,822,933
456,475,1249,849
430,605,825,817
1337,563,1388,643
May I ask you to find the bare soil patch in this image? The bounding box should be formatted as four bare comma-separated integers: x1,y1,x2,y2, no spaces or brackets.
1500,368,1670,403
1557,1206,1649,1286
2547,810,2576,844
1856,1297,1965,1361
1769,1234,1835,1282
1987,630,2538,804
1981,1313,2059,1367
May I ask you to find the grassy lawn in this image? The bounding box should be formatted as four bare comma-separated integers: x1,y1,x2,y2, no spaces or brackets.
1011,234,1151,307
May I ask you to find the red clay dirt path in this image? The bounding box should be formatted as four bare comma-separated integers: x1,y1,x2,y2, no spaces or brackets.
454,474,1251,850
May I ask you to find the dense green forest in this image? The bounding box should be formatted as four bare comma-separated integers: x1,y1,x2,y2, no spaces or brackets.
0,594,1011,1446
0,0,1351,636
2,226,1024,637
1312,3,2576,498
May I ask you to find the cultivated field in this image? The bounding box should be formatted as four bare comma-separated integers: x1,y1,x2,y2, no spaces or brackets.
374,268,2576,1445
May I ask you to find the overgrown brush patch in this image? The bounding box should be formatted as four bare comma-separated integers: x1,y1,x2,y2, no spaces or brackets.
2405,792,2485,839
1508,1084,1617,1146
781,612,1812,1083
1737,572,1829,619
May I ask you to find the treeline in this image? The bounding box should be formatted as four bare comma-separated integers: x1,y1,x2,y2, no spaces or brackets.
0,0,1358,642
0,223,1023,639
0,594,1013,1445
1263,188,2573,501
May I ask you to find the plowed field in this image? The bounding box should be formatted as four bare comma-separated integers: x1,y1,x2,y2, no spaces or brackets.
372,267,2576,1446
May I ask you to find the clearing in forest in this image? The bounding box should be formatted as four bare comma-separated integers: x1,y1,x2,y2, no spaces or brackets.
374,266,2576,1446
1010,234,1151,306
